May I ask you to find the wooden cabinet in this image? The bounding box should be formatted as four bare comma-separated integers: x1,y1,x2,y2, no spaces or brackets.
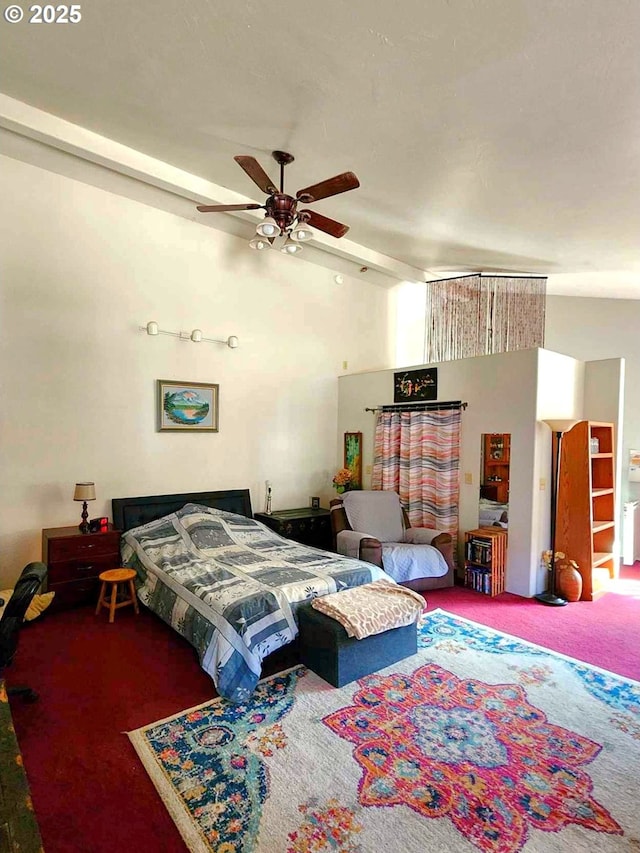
481,433,510,504
42,525,121,610
463,528,507,596
254,508,332,551
555,421,616,601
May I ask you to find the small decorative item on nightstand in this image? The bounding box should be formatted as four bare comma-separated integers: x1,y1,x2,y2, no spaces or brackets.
73,482,96,534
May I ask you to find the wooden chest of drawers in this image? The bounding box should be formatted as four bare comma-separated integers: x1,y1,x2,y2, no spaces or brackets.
42,525,121,610
254,508,332,551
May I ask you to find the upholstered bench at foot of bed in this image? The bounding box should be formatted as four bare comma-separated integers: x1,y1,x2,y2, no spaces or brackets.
297,601,418,688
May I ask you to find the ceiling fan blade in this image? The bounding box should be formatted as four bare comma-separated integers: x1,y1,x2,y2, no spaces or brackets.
300,209,350,239
296,171,359,203
197,203,263,212
234,156,278,195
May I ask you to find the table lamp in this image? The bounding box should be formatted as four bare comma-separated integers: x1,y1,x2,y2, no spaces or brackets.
74,482,96,534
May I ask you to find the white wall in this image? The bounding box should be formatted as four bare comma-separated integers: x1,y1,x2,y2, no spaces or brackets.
0,155,393,586
533,349,585,592
546,296,639,506
338,348,585,597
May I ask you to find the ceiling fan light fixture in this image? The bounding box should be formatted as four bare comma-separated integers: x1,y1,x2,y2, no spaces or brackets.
249,237,271,250
280,239,303,255
256,216,280,238
290,223,314,242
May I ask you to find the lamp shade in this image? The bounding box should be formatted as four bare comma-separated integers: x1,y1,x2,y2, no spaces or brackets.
248,237,271,251
256,217,280,238
73,482,96,502
280,239,303,255
290,223,313,242
542,419,580,434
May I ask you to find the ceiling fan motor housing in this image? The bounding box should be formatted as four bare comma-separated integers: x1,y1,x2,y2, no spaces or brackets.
266,193,298,233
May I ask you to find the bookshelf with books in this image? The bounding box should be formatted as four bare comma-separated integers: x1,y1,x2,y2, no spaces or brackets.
555,421,616,600
464,528,507,597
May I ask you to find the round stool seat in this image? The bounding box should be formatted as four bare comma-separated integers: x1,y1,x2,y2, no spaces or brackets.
95,567,139,623
99,568,136,583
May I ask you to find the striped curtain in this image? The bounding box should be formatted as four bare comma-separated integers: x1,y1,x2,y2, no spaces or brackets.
372,408,461,539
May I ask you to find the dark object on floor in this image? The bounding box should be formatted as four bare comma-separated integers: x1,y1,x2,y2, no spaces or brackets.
297,601,417,687
0,680,44,852
0,562,47,703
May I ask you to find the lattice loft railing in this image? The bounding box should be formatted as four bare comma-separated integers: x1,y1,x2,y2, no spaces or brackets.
424,274,547,363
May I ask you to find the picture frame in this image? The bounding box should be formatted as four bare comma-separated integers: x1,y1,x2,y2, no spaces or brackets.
344,431,363,489
393,367,437,403
157,379,219,432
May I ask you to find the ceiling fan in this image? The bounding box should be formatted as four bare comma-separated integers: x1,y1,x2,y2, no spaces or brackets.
196,150,359,254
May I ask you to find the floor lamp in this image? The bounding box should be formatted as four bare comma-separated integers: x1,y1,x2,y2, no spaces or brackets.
535,419,579,606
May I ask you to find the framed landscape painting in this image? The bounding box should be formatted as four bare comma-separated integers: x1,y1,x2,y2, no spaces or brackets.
158,380,219,432
344,431,363,489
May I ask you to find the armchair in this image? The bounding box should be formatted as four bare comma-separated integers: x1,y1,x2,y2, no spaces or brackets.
0,562,48,702
330,490,454,592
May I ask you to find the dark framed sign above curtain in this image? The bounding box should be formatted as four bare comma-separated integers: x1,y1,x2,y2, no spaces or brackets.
393,368,437,403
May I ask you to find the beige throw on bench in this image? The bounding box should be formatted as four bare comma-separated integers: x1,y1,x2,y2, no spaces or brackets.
311,578,425,639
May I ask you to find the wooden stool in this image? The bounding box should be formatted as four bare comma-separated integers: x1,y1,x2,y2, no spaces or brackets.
95,568,139,623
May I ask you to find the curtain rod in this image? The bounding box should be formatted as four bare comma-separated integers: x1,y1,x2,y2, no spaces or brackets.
365,400,468,413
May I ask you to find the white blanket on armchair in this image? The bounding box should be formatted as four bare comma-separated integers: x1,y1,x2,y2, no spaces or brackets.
380,543,447,582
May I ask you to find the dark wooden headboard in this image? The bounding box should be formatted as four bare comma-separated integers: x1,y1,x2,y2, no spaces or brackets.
112,488,253,532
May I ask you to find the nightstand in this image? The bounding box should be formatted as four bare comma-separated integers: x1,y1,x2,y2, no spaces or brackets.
42,525,121,610
254,508,332,551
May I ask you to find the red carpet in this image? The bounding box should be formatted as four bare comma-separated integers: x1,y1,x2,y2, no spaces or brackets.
7,564,640,853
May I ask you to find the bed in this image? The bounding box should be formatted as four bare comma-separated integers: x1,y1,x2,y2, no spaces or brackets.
112,489,391,702
478,497,509,529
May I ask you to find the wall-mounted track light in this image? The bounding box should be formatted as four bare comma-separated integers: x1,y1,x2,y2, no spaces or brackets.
140,322,239,348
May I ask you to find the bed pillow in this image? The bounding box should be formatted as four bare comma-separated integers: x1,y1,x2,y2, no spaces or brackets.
0,589,55,621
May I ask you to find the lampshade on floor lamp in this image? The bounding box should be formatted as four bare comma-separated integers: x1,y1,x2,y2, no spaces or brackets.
74,482,96,534
535,420,580,606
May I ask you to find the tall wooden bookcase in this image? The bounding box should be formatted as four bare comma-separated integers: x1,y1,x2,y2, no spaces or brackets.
555,421,616,600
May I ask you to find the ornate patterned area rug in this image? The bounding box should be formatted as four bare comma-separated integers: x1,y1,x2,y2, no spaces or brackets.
128,609,640,852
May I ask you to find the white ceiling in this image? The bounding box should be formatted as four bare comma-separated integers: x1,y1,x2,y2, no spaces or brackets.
1,0,639,295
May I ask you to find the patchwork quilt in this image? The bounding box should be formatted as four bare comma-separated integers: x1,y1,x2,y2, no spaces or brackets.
121,504,390,702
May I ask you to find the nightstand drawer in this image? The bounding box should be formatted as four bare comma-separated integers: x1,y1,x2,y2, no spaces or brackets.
47,532,120,561
48,554,120,585
48,577,102,610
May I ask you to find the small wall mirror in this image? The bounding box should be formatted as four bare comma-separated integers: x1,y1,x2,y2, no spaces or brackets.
479,433,510,529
